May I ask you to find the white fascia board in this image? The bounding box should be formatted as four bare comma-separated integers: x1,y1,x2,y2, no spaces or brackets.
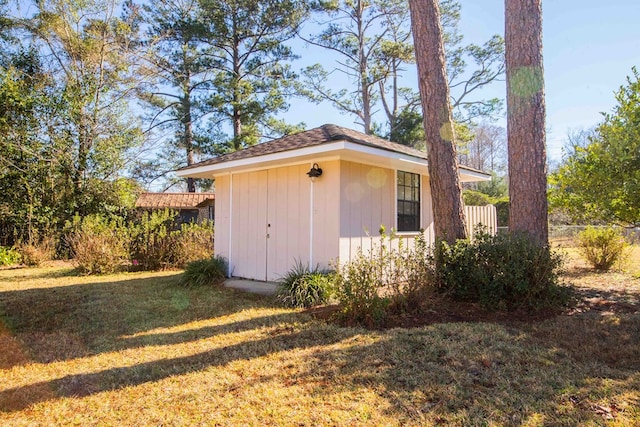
175,141,350,178
176,140,429,178
459,168,492,182
176,138,489,182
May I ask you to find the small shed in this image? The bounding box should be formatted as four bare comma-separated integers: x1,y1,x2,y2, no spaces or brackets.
135,192,215,223
177,124,495,281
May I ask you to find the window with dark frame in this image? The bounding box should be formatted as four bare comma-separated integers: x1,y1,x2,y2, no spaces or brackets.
397,171,420,232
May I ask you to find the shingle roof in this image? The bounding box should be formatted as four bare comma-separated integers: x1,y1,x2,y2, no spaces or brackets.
178,123,487,176
135,192,215,209
179,124,431,171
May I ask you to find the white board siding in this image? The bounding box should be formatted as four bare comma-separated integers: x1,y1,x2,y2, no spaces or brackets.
213,175,231,268
311,160,341,271
266,164,310,281
339,161,396,264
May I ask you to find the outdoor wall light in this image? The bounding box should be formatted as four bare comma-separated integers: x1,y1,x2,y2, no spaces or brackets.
307,163,323,181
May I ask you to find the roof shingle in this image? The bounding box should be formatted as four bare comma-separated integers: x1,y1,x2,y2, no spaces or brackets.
179,124,430,171
135,192,215,209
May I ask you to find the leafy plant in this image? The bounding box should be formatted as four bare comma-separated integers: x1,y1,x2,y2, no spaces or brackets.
17,237,55,267
0,246,21,266
129,209,176,270
577,226,629,271
434,231,572,311
276,261,334,308
67,214,130,275
181,256,228,287
170,220,214,268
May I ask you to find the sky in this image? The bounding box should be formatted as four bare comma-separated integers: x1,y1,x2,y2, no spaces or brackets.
284,0,640,162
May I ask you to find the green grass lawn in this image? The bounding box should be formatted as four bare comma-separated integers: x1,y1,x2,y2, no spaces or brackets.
0,259,638,426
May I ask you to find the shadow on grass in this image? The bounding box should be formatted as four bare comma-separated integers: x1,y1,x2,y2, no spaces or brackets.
0,326,352,412
0,272,283,366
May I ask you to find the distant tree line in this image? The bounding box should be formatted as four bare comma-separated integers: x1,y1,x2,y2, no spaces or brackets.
0,0,508,245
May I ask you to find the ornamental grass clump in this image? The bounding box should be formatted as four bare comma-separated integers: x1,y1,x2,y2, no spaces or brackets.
577,226,629,271
181,255,228,287
276,261,334,308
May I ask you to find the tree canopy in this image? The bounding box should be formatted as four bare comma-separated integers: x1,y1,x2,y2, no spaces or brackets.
550,69,640,227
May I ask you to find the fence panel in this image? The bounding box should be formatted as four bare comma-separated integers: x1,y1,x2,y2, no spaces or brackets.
464,205,497,237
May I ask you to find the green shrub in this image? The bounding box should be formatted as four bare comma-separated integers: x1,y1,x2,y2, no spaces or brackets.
493,197,510,227
276,261,334,308
333,248,390,326
129,209,176,270
67,214,130,274
333,229,435,326
577,226,629,271
181,256,228,287
434,231,571,311
0,246,21,266
462,190,493,206
170,220,215,268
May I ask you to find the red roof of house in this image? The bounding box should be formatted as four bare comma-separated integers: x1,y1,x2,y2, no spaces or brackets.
135,192,215,209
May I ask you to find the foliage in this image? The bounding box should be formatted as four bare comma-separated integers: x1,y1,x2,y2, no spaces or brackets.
199,0,307,153
333,229,434,326
577,226,629,271
493,197,510,227
67,214,130,275
550,69,640,226
303,0,504,136
434,231,571,311
170,220,215,268
181,255,228,287
17,236,56,267
129,209,177,270
333,247,391,326
276,260,334,309
0,246,21,266
129,210,214,271
462,190,492,206
0,1,142,245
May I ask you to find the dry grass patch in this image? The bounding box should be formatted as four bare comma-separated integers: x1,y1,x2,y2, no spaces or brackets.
0,262,638,425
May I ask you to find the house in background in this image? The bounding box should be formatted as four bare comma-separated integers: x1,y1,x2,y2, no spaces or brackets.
177,124,496,281
135,192,215,224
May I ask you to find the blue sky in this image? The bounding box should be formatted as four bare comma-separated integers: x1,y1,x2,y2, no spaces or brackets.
285,0,640,162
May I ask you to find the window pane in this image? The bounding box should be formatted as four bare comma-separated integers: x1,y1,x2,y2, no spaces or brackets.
397,170,420,232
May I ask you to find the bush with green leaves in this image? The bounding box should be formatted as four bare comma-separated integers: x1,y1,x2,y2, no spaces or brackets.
67,214,130,274
181,256,228,287
276,261,334,308
129,209,176,270
0,246,21,266
333,247,391,326
130,210,214,270
332,228,434,326
434,231,571,311
577,226,629,271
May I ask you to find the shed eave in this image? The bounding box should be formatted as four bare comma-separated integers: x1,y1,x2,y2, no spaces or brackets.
177,139,490,182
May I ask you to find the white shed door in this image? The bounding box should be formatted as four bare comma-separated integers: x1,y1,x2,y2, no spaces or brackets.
230,166,310,281
230,170,269,280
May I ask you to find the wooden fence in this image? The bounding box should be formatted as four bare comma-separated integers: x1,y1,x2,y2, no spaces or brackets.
465,204,498,237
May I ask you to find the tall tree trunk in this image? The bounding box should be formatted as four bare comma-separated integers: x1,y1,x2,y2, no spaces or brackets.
505,0,548,244
408,0,467,244
181,64,196,193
